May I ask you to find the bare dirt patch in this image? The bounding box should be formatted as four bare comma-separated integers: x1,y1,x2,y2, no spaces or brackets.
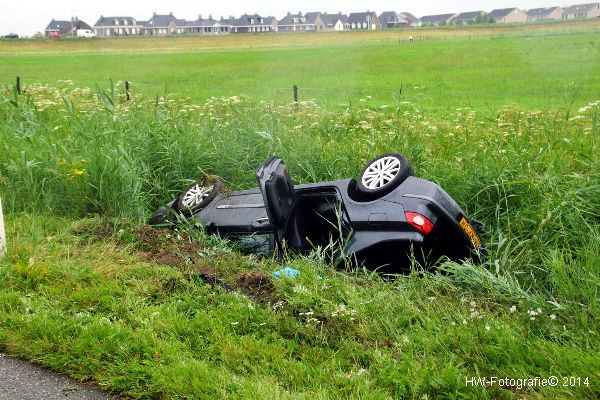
161,268,276,304
74,219,278,302
133,225,204,268
233,272,276,303
132,227,277,302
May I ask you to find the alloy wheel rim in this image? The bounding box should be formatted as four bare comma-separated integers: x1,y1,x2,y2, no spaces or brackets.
361,156,401,189
181,184,213,208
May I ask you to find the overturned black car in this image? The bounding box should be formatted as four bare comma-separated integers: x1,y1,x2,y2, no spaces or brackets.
150,153,484,272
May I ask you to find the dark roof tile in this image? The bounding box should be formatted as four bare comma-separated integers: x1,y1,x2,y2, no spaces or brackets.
489,8,519,18
420,14,456,23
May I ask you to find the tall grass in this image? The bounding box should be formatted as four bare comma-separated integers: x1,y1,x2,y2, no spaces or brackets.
0,86,598,292
0,83,598,398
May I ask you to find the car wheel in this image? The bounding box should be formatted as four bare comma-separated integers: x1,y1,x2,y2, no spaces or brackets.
175,176,223,215
356,153,413,198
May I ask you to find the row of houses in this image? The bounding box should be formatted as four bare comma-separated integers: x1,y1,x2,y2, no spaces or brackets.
422,4,600,26
89,11,419,37
46,11,387,38
45,4,600,37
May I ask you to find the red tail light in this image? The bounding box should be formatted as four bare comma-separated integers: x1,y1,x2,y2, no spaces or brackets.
405,211,434,235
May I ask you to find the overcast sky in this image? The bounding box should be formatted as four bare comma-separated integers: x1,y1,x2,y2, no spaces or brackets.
2,0,573,36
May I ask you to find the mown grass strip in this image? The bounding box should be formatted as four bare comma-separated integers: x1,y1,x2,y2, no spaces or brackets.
0,214,598,398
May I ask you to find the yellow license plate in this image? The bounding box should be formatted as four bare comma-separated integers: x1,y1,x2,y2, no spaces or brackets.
458,215,482,250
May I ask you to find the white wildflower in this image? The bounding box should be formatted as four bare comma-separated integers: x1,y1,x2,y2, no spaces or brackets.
299,311,314,316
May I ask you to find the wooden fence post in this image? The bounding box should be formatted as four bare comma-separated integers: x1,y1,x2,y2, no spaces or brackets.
0,198,6,258
16,76,21,95
293,85,298,110
125,81,131,101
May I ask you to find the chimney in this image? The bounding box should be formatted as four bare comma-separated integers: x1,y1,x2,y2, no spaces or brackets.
208,14,212,20
169,12,173,17
198,14,202,20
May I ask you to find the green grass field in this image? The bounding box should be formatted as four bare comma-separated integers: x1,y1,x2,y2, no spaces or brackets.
2,20,600,113
0,23,599,399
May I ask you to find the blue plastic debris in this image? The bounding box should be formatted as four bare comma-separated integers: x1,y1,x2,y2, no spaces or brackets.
272,267,300,279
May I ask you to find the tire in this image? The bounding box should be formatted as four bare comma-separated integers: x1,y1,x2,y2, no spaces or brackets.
148,206,174,227
356,153,413,198
175,176,223,216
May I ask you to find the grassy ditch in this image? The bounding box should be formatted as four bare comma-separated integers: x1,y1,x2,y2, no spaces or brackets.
0,214,598,399
0,84,598,398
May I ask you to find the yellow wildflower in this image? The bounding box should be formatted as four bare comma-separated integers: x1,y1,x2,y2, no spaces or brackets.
68,169,87,177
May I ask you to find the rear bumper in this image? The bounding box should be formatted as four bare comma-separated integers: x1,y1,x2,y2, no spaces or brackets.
403,193,482,251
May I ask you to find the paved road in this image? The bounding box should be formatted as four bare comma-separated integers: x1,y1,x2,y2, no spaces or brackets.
0,353,119,400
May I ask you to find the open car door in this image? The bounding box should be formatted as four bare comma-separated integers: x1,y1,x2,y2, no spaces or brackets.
255,156,294,257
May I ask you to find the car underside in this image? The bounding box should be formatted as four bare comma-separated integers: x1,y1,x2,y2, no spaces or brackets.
150,153,484,272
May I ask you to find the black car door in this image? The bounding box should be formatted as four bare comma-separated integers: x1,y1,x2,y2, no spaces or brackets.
255,156,294,254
